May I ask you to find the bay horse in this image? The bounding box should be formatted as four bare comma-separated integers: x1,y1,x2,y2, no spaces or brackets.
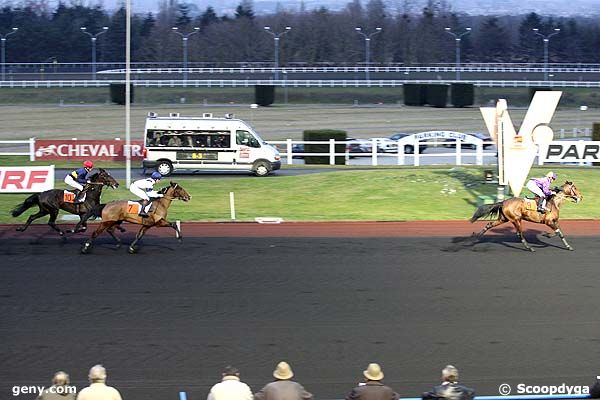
11,169,119,236
80,181,191,254
470,181,582,252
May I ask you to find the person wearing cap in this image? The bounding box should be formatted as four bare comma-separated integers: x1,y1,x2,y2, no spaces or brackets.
64,160,94,202
207,365,253,400
76,364,122,400
421,365,474,400
129,171,164,217
36,371,75,400
345,363,399,400
525,171,558,213
254,361,313,400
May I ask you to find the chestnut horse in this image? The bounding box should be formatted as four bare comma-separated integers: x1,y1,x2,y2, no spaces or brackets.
80,181,191,254
470,181,582,251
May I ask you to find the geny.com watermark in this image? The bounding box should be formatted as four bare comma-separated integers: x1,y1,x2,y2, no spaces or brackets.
12,385,77,397
498,382,591,396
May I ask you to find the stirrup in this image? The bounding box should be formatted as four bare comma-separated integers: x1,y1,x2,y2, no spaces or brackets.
139,211,149,217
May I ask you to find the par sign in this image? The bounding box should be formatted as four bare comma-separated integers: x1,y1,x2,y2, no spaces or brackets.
541,141,600,163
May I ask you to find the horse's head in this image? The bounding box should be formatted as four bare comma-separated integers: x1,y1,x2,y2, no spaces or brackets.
166,181,191,202
91,168,119,189
561,181,583,203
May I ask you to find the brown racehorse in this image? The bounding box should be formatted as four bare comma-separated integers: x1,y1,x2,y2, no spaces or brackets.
470,181,583,252
80,181,191,254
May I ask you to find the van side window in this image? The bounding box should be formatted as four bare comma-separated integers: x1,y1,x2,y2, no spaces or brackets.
236,130,260,148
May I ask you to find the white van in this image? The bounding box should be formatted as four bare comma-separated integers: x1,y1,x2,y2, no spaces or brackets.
142,112,281,176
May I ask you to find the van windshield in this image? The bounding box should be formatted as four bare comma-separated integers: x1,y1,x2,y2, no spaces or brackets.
146,129,231,148
236,130,261,148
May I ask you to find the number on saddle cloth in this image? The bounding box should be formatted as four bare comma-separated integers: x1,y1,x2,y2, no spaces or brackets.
127,200,154,215
63,190,85,203
524,198,538,211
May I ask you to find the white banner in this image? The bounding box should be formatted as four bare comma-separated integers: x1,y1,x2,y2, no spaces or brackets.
541,141,600,163
0,166,55,193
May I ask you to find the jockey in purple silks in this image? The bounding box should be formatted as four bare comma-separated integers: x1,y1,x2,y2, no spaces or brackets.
525,171,557,213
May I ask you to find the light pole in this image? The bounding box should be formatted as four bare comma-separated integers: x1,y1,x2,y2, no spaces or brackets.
263,26,291,80
444,27,471,80
532,28,560,81
80,26,108,80
1,28,18,81
355,27,382,81
171,27,200,81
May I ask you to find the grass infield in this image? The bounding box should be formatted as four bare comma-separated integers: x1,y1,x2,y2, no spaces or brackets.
1,166,597,224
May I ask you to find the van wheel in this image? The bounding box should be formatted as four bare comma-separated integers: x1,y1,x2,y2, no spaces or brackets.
253,161,271,177
156,160,173,176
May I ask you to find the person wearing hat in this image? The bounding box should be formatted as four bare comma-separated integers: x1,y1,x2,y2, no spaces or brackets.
207,365,253,400
254,361,313,400
36,371,75,400
525,171,558,213
421,365,474,400
345,363,399,400
129,171,164,217
64,160,94,202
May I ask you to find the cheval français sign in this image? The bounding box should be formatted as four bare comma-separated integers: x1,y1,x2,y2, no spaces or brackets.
34,140,144,161
0,166,54,193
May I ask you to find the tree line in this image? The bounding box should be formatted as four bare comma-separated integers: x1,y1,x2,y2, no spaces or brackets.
1,0,599,65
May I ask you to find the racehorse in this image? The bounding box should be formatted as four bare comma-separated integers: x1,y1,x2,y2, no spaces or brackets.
80,181,191,254
470,181,582,252
11,168,119,236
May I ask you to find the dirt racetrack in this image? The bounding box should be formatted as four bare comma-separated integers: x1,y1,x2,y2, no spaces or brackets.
1,221,599,400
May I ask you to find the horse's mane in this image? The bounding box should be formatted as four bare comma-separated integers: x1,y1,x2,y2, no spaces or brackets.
88,172,99,181
158,186,169,194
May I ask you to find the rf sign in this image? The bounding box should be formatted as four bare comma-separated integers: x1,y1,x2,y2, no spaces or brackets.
480,91,562,197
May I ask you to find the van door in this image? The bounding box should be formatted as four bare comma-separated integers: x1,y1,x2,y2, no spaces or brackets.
235,130,261,167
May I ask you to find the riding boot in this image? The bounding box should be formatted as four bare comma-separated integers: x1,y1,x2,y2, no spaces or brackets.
75,189,86,203
537,197,546,213
138,199,150,217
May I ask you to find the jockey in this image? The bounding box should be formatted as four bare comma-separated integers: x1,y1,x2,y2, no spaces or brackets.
129,171,164,217
64,160,94,202
525,171,557,213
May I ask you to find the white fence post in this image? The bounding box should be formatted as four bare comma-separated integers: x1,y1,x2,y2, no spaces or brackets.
371,138,378,166
476,142,483,165
286,138,293,165
560,128,565,139
397,140,405,165
229,192,236,221
329,139,335,165
414,139,420,167
455,139,461,166
29,138,36,161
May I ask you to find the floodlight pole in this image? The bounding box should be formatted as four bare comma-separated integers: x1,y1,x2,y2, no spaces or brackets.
172,27,200,81
125,0,131,186
444,27,471,80
532,28,561,81
355,27,382,81
263,26,291,80
1,28,18,81
80,27,109,80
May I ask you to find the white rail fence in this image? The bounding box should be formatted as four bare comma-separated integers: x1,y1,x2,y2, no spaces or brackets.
0,139,36,161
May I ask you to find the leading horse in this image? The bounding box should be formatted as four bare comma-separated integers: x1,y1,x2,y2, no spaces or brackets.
80,181,191,254
11,168,119,236
470,181,583,251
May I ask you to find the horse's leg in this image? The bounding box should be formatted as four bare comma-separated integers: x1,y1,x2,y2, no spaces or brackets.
16,208,48,232
106,226,122,249
154,219,183,244
128,225,151,254
475,218,506,238
47,210,65,237
548,221,574,251
512,220,534,252
81,221,115,254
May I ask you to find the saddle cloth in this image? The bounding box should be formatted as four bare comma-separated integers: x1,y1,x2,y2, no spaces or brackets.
524,198,537,211
127,200,153,215
63,190,86,203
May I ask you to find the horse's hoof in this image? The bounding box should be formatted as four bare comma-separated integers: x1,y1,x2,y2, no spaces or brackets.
81,226,87,231
81,243,91,254
567,246,574,251
128,246,137,254
15,227,24,232
115,243,122,250
529,248,536,252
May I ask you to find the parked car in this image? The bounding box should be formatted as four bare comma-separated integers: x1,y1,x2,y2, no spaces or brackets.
346,138,372,157
371,137,399,153
441,132,494,150
389,133,427,154
291,143,305,158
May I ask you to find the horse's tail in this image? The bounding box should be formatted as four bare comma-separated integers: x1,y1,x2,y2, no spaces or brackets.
470,201,504,223
11,193,40,217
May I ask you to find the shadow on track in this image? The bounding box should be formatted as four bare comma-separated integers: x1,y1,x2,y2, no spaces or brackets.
444,231,568,253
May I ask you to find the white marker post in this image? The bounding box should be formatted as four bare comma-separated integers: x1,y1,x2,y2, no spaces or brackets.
229,192,236,221
175,220,181,239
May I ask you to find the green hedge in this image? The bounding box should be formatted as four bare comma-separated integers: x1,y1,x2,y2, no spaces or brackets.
303,129,347,165
403,84,426,106
425,84,449,108
451,83,474,107
255,85,275,106
109,83,134,105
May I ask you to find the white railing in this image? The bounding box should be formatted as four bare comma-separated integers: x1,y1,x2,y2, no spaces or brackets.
0,139,36,161
267,138,497,167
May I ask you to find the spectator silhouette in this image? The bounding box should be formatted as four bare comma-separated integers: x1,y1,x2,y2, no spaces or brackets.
254,361,313,400
422,365,474,400
36,371,75,400
345,363,399,400
76,364,122,400
207,365,253,400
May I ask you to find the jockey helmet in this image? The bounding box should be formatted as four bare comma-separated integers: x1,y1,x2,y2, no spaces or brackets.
151,171,162,180
83,160,94,169
546,171,557,180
